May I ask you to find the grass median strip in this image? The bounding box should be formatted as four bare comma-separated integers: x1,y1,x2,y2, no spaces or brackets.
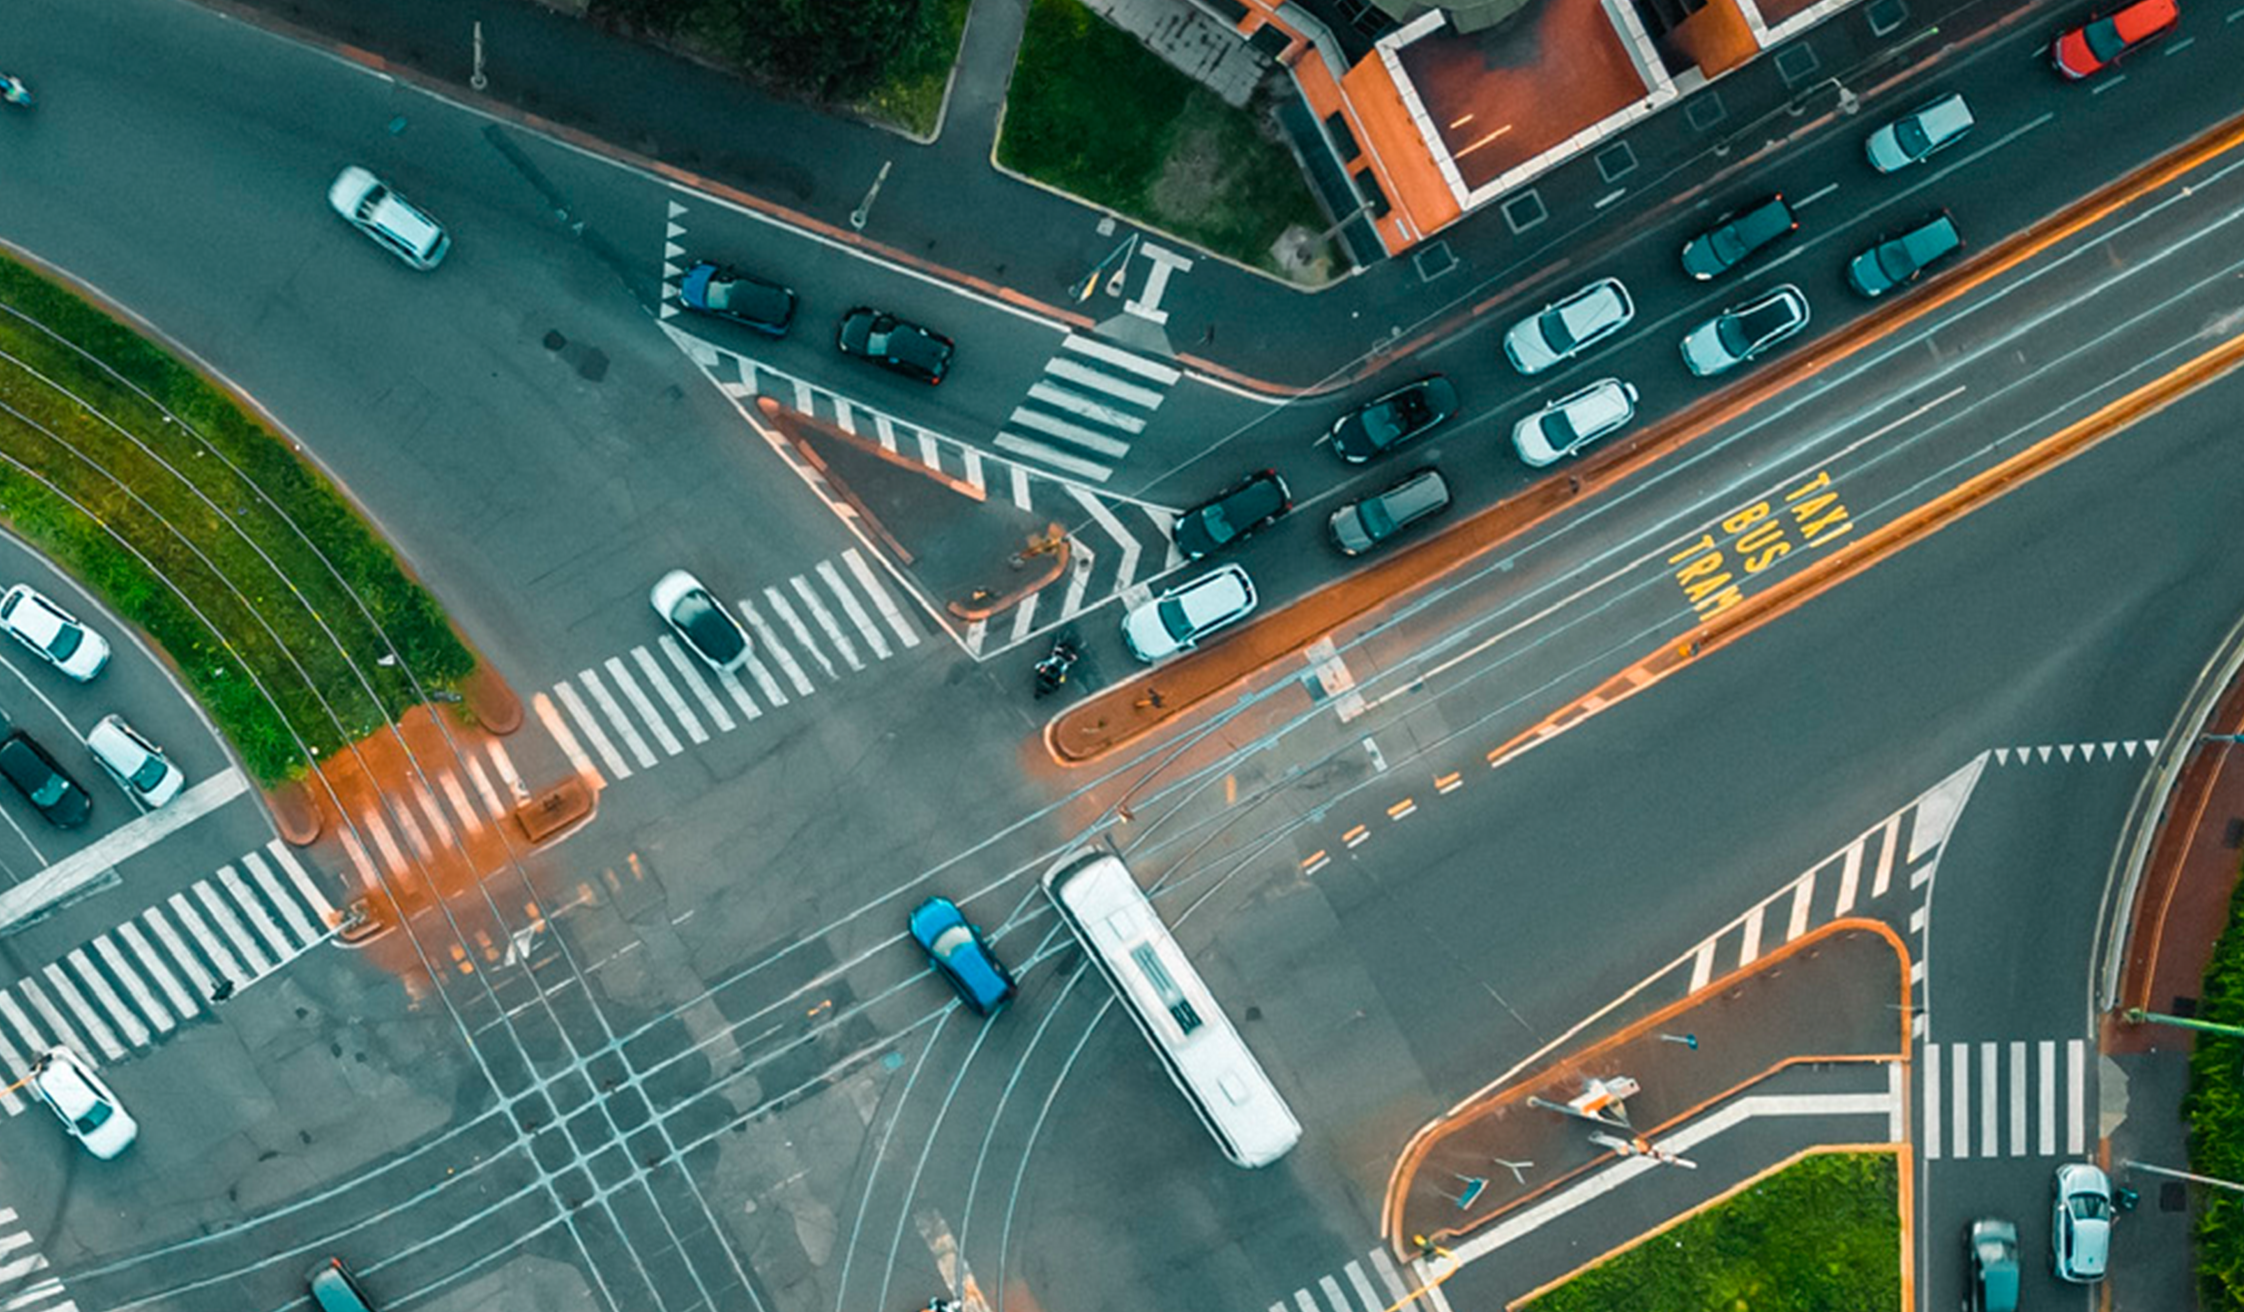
0,259,473,785
1521,1150,1901,1312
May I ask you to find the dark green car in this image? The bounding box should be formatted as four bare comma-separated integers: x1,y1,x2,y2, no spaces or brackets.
1848,212,1963,298
1968,1217,2020,1312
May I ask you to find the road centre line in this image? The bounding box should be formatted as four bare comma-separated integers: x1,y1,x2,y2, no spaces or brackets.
1793,182,1838,209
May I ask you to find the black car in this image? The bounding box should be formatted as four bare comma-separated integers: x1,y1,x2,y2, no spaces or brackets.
1328,376,1460,463
1680,195,1798,280
678,261,797,336
836,308,954,384
0,730,89,828
1847,212,1963,298
1173,469,1292,560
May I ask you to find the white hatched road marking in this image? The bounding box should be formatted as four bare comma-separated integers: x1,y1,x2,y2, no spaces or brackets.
1689,940,1715,993
1785,872,1813,941
195,881,273,976
90,938,170,1035
817,559,891,660
41,965,122,1059
144,906,218,999
117,920,199,1019
1871,813,1900,896
657,637,735,733
538,689,609,783
243,851,320,944
738,600,815,695
1062,333,1182,383
1009,464,1032,510
170,893,249,985
628,648,706,744
762,590,836,679
1067,485,1144,592
597,660,676,759
843,549,921,648
1738,904,1763,967
1833,843,1862,915
788,576,862,671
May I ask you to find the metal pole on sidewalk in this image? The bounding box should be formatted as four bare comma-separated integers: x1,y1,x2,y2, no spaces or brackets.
2122,1008,2244,1038
2123,1160,2244,1194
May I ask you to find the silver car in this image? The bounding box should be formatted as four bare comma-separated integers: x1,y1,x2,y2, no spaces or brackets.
1328,469,1450,556
1513,379,1639,467
1680,285,1811,377
1864,92,1974,173
1503,278,1634,375
2052,1161,2113,1282
327,166,450,270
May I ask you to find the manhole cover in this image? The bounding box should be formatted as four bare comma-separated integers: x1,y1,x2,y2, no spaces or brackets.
1413,240,1458,281
1501,190,1548,235
1775,43,1821,86
1686,91,1729,133
1867,0,1909,36
1596,141,1639,183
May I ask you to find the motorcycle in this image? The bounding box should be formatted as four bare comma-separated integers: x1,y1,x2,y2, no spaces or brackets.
0,75,32,109
1033,635,1081,698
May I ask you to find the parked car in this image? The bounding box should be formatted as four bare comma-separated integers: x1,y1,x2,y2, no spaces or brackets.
1865,93,1975,173
1967,1217,2021,1312
0,583,110,681
309,1257,380,1312
678,261,797,336
1121,564,1256,662
908,897,1017,1016
649,570,750,673
1173,470,1292,560
1503,278,1635,375
836,307,954,384
0,731,89,828
1680,285,1811,377
1680,194,1799,280
29,1046,136,1159
2052,1161,2114,1282
1327,376,1460,463
87,714,184,808
1513,379,1640,467
1328,469,1451,557
326,166,450,270
2052,0,2180,78
1847,212,1964,297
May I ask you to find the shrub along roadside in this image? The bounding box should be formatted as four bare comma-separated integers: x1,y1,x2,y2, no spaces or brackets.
1522,1150,1902,1312
2188,860,2244,1304
0,259,473,784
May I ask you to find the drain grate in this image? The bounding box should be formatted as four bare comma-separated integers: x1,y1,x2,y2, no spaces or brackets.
1596,142,1639,183
1501,190,1548,234
1686,91,1729,132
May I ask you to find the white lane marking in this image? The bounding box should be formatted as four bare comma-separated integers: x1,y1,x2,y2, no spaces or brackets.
818,560,891,661
630,647,707,744
0,769,250,929
553,681,629,780
118,920,200,1019
789,576,863,670
1061,333,1182,383
1794,182,1840,208
1738,904,1763,967
1009,463,1032,510
740,599,818,693
658,637,735,734
844,548,922,648
579,667,656,768
602,657,682,757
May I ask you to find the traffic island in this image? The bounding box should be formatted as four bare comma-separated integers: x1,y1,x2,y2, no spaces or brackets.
1386,920,1909,1263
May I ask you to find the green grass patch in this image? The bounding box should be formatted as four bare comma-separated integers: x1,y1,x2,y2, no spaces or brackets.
2188,858,2244,1305
1000,0,1331,276
0,260,474,784
1522,1151,1901,1312
851,0,972,138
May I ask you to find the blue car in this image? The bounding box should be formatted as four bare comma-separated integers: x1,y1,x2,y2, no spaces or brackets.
909,897,1016,1016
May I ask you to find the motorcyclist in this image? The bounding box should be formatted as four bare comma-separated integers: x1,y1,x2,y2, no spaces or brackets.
0,74,31,106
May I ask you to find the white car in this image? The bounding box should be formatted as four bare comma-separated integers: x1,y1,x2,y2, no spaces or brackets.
0,583,110,681
30,1046,137,1159
328,166,451,270
1122,565,1256,662
1513,379,1640,467
1680,285,1811,377
1864,93,1974,173
87,714,185,808
1503,277,1634,375
650,570,750,672
2052,1162,2113,1282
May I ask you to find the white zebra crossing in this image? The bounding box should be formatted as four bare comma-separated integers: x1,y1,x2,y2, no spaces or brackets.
1922,1038,2088,1160
996,334,1181,483
1269,1245,1453,1312
0,1208,76,1312
536,556,926,789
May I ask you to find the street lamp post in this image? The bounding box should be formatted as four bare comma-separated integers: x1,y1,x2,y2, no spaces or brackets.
2122,1007,2244,1037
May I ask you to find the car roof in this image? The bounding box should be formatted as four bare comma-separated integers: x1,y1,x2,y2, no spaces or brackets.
0,733,55,783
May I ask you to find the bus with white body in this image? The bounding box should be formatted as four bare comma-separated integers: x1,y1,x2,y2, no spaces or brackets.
1041,850,1301,1168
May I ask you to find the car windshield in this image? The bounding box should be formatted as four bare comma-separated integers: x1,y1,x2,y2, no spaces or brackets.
75,1101,113,1134
30,774,65,806
1357,499,1397,540
1893,117,1931,157
1360,405,1404,447
2069,1193,2113,1221
1877,241,1920,281
1535,307,1577,354
674,591,744,660
1188,503,1240,547
2085,16,2127,59
1542,409,1582,448
929,924,975,961
44,620,79,661
1156,597,1194,642
128,758,167,790
1715,313,1758,357
1709,223,1748,265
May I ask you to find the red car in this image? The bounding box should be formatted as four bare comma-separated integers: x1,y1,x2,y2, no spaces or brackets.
2051,0,2179,78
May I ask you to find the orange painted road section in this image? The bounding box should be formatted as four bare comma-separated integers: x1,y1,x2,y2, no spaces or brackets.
1051,105,2244,767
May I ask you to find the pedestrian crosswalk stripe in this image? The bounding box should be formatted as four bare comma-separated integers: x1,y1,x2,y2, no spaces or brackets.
634,646,709,743
760,590,835,680
42,965,121,1060
92,938,170,1035
715,664,766,720
1979,1042,1999,1158
1833,843,1862,916
1318,1275,1348,1311
68,947,149,1047
2038,1041,2057,1155
578,668,655,769
993,434,1114,482
739,600,816,695
1343,1260,1380,1312
0,992,49,1059
410,781,454,854
595,661,673,761
0,1020,28,1111
143,906,217,999
786,578,861,671
2009,1043,2028,1156
218,866,294,963
484,740,526,804
360,810,409,878
961,445,986,494
169,893,247,986
1007,407,1133,458
541,688,614,782
465,755,505,820
1026,380,1149,432
196,880,272,976
658,638,735,734
817,559,891,660
1786,872,1813,941
438,770,484,836
843,548,922,649
392,799,435,863
1047,358,1165,409
1924,1037,2086,1160
245,852,320,944
117,921,198,1019
1062,332,1182,383
1009,463,1032,510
